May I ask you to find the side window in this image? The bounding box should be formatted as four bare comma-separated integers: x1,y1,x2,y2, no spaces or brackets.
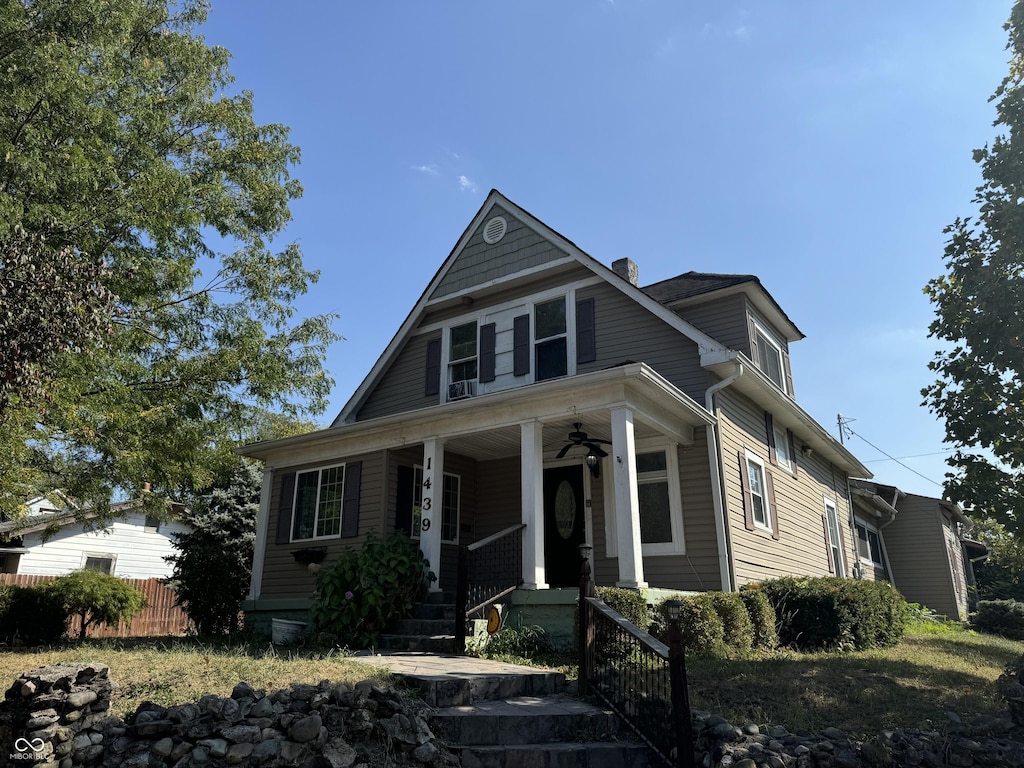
534,297,567,381
292,464,346,541
746,455,770,530
824,500,845,576
856,522,883,567
752,322,786,393
83,554,115,575
604,443,685,556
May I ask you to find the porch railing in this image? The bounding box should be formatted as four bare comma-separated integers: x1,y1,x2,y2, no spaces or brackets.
579,557,695,768
454,523,525,653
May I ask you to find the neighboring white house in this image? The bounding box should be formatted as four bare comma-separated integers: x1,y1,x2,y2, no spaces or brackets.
0,496,191,579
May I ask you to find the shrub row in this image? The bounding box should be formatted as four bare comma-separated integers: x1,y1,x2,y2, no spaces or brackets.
757,576,906,651
648,589,776,656
971,599,1024,640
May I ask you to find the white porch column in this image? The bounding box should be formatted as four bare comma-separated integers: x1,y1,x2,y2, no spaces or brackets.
611,406,648,589
420,438,445,592
247,467,274,602
521,420,548,589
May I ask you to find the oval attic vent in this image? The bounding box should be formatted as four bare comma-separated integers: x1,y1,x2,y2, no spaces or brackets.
482,216,507,244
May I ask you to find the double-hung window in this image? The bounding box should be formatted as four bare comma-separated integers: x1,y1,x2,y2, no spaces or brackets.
745,454,771,530
856,522,883,568
824,499,846,576
412,466,461,544
773,424,792,471
449,321,478,384
292,464,345,541
534,297,568,381
753,322,786,392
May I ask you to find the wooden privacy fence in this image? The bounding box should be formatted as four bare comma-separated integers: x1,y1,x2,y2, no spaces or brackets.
0,574,192,638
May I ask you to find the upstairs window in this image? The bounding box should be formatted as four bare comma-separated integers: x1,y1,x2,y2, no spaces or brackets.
449,322,478,384
292,464,345,541
753,323,786,392
746,455,770,530
534,297,567,381
773,424,792,470
856,522,883,567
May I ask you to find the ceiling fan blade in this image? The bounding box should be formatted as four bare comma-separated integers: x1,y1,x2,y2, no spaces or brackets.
591,438,613,445
586,443,609,458
555,443,572,459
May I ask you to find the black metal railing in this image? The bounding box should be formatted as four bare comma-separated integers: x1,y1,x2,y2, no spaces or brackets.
454,523,525,652
579,556,695,768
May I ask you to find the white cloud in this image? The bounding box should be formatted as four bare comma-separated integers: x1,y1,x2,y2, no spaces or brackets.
457,175,478,193
412,164,439,176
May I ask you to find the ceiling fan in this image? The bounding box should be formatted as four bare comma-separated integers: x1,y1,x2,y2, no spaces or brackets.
555,423,611,459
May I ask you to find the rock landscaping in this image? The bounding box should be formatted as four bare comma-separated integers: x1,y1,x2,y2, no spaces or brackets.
3,662,1024,767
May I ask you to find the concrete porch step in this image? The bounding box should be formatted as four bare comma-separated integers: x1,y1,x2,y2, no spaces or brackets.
428,695,622,745
410,602,457,621
456,741,651,768
391,617,456,636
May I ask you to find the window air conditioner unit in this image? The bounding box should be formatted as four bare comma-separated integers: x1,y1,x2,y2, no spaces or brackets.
448,380,477,400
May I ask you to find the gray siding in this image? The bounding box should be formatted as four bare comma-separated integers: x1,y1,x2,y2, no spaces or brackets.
884,495,963,618
675,294,751,354
357,331,441,421
262,452,386,599
716,389,853,586
577,283,709,402
432,206,567,299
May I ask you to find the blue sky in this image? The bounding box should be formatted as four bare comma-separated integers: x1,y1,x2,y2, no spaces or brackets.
200,1,1012,500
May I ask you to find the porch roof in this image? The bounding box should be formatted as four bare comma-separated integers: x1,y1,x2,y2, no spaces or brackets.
239,362,715,468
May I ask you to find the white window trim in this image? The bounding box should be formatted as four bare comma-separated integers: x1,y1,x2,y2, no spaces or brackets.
752,320,787,394
824,497,846,576
855,519,884,567
411,465,461,545
290,462,346,544
604,440,685,557
772,424,792,471
744,450,773,533
82,552,116,575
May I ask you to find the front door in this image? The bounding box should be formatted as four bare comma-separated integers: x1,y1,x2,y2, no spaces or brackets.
543,465,586,587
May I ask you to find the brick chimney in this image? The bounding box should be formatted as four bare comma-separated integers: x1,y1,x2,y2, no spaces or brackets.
612,258,639,286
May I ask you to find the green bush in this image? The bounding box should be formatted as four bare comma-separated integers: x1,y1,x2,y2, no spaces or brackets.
738,587,779,650
652,594,725,656
311,531,433,648
759,576,906,652
710,592,754,652
49,569,148,640
597,586,651,632
971,599,1024,640
0,585,68,645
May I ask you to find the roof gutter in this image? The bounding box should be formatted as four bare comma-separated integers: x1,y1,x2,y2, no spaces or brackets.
705,360,744,592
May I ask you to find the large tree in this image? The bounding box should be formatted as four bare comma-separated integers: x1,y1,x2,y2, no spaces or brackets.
924,2,1024,531
0,0,337,518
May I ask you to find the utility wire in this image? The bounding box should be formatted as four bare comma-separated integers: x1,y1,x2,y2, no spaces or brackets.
863,449,956,463
843,426,944,488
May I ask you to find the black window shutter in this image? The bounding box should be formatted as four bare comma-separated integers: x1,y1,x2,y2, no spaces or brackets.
479,323,496,383
395,465,414,536
513,314,530,376
425,338,442,396
764,412,777,466
576,297,596,364
766,471,780,540
341,462,362,538
275,473,296,545
738,452,755,532
783,353,795,397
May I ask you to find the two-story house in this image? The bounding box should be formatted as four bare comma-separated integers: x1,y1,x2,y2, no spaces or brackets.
239,190,870,627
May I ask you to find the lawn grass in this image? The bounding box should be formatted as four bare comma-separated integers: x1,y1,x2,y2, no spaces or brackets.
685,621,1024,739
0,637,394,720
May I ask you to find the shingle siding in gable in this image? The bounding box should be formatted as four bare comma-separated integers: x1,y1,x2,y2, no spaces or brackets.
575,283,709,401
356,332,441,421
431,206,568,299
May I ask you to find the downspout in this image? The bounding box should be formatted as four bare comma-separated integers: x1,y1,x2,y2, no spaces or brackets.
705,360,744,592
